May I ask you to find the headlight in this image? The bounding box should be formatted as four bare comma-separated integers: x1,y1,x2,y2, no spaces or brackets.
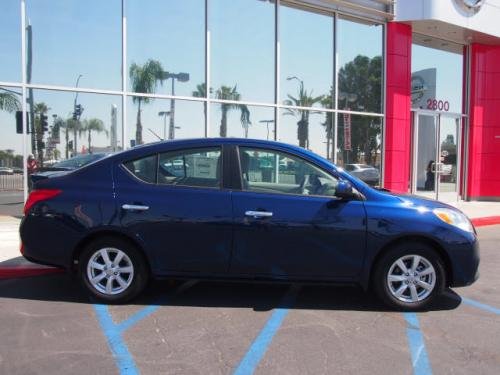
432,208,473,233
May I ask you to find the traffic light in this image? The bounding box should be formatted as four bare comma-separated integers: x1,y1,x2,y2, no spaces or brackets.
40,114,49,133
16,111,29,134
68,140,74,151
73,104,83,120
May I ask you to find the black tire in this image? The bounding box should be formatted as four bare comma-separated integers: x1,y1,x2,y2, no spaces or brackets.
79,236,149,303
373,242,446,311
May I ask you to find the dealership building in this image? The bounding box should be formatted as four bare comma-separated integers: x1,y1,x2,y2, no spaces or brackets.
1,0,499,206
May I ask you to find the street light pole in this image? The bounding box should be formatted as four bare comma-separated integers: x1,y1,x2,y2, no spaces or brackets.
259,119,275,140
158,111,171,140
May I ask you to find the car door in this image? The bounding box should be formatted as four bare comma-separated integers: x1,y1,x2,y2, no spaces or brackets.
114,145,233,275
230,146,367,280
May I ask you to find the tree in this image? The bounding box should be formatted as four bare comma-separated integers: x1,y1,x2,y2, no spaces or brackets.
81,118,108,153
283,84,323,148
214,85,251,138
337,55,382,165
129,59,165,145
34,102,50,163
0,91,20,113
61,118,79,159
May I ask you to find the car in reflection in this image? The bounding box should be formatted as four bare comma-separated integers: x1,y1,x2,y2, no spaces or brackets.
20,138,479,310
344,163,380,186
0,167,14,175
31,153,110,184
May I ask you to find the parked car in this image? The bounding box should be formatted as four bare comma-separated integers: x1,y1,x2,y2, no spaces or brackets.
20,138,479,310
0,167,14,175
344,164,380,186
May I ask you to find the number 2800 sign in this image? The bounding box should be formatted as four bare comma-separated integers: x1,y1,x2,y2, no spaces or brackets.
426,98,450,111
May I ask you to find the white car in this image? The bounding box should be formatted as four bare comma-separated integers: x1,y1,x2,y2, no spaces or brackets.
0,167,14,175
344,164,380,186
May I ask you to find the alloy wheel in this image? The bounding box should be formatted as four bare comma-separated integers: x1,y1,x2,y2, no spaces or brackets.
86,247,134,295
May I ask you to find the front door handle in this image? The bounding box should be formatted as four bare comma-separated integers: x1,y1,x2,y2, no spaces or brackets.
122,204,149,211
245,210,273,219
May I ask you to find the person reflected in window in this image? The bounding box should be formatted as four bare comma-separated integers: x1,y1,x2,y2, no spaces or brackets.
425,160,435,191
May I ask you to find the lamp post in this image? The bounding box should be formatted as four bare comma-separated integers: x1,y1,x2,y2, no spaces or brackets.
162,72,189,140
158,111,171,140
259,119,275,140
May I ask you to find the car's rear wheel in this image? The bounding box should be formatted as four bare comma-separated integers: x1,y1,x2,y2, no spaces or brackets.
79,237,149,303
373,243,446,311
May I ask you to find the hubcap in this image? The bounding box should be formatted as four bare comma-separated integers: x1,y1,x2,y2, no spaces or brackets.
87,248,134,295
387,254,436,303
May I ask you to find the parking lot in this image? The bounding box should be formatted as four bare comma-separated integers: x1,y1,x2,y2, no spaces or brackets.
0,225,499,375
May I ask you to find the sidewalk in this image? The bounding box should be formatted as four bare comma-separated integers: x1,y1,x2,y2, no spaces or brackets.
1,201,499,278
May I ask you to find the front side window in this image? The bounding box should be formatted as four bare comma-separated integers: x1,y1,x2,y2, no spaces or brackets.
158,148,221,188
239,147,338,197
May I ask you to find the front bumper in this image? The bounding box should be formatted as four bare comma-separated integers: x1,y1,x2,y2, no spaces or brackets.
449,235,480,288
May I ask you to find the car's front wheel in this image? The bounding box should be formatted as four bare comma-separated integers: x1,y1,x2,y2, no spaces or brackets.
373,243,446,311
79,237,149,303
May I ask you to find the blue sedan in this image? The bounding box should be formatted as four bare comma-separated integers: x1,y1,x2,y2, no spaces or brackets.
20,138,479,310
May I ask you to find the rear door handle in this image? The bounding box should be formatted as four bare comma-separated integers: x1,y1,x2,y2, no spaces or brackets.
122,204,149,211
245,210,273,218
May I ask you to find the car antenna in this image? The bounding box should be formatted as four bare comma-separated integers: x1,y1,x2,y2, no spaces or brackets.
148,128,163,141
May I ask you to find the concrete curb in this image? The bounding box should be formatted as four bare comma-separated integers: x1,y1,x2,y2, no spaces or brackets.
471,216,500,227
0,265,64,280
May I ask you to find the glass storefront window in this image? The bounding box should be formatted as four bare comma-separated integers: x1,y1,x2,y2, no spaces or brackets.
26,0,121,90
29,90,122,160
337,16,383,114
210,103,274,139
0,0,21,83
411,41,463,114
210,0,275,103
127,97,204,146
279,108,331,159
280,5,334,109
336,114,382,186
127,0,205,98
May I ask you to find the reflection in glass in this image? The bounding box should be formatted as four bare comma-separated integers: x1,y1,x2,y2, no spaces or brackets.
26,0,121,89
210,104,274,139
280,5,333,107
127,0,204,98
0,86,23,203
337,16,382,113
336,114,382,186
279,108,330,159
210,0,274,103
411,44,463,114
127,97,204,146
0,0,21,82
29,90,122,163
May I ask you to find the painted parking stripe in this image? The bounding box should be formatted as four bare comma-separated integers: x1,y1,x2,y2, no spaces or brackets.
403,313,433,375
233,285,300,375
462,297,500,315
94,280,198,375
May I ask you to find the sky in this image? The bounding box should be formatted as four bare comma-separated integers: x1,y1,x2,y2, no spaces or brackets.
0,0,460,160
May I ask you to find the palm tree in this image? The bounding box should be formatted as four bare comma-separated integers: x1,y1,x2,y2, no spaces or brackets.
61,118,79,159
129,59,165,145
283,84,323,148
81,118,108,153
34,102,50,163
0,91,20,113
215,85,251,138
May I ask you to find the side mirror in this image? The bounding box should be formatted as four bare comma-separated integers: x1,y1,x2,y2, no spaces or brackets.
334,180,356,200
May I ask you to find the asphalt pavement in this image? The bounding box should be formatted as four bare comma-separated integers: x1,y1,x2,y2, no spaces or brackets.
0,225,499,374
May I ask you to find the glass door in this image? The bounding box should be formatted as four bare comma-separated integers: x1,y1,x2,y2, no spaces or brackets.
411,112,461,202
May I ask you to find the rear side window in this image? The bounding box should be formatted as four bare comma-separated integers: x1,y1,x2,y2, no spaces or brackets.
158,148,221,188
124,154,157,183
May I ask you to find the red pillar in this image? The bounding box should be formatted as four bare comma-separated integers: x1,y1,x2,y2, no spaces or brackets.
384,22,412,193
467,44,500,200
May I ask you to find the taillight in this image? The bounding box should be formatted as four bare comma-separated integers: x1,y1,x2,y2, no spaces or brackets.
24,189,62,215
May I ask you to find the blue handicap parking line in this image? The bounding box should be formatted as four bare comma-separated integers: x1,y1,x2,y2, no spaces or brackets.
403,313,433,375
233,285,300,375
462,297,500,315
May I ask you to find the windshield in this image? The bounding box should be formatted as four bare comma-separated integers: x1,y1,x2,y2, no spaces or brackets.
53,154,105,169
